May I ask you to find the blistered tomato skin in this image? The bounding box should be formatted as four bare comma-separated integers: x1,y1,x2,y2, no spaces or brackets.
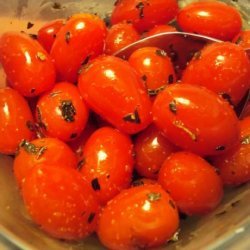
158,152,223,215
111,0,179,33
0,88,34,155
50,14,107,83
182,42,250,106
152,83,240,156
36,82,89,142
177,1,242,41
0,32,56,97
79,127,134,205
78,55,152,134
14,137,77,188
22,164,100,240
97,184,179,250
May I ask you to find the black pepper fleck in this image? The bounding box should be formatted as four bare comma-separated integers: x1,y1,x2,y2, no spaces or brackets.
91,178,101,191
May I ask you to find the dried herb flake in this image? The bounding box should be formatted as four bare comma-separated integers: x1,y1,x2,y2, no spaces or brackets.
173,120,197,141
215,145,225,151
65,31,71,44
136,2,145,19
19,139,47,159
147,85,166,96
169,199,176,209
123,108,141,124
59,100,76,122
27,22,34,29
91,178,101,191
78,55,91,75
169,100,177,114
241,135,250,145
155,49,167,57
77,158,85,171
147,192,161,202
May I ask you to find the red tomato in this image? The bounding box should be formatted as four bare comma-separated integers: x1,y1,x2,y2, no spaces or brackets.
146,24,177,37
37,19,65,53
78,55,152,134
111,0,178,33
182,42,250,106
50,14,107,83
177,1,242,41
79,127,134,205
22,164,100,240
14,137,77,187
158,151,223,215
105,22,140,55
134,124,178,179
152,83,240,156
97,184,179,250
212,116,250,186
0,32,56,97
36,82,89,142
128,47,176,98
0,87,34,154
233,30,250,49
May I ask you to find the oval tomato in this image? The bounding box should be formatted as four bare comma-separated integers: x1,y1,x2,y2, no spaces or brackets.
0,87,34,154
152,83,240,156
146,24,176,37
0,32,56,97
177,1,242,41
78,55,152,134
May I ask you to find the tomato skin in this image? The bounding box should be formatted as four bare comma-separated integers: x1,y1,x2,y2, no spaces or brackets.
182,42,250,106
14,137,77,188
37,19,65,53
233,30,250,49
134,124,178,179
177,1,242,41
105,22,140,55
146,24,177,37
78,55,152,134
0,87,34,154
97,184,179,250
158,151,223,215
152,83,240,156
50,14,107,83
128,47,176,97
111,0,178,33
36,82,89,142
22,164,100,240
0,32,56,97
79,127,134,205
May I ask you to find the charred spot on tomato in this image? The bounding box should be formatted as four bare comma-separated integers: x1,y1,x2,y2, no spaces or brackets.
168,74,174,84
77,158,85,171
19,139,47,159
215,145,225,151
169,199,176,209
148,85,166,96
78,55,91,75
173,120,198,141
91,178,101,191
169,100,177,114
87,212,96,224
219,92,234,106
136,2,145,19
65,31,71,44
147,192,161,202
241,135,250,145
27,22,34,29
36,52,46,61
123,108,141,124
155,49,167,57
59,100,76,122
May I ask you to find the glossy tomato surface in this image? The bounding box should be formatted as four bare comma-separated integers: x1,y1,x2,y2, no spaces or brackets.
152,83,240,156
0,87,34,154
177,1,242,41
78,55,152,134
0,32,56,97
97,184,179,250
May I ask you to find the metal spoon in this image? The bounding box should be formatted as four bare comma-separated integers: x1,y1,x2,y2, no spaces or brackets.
114,31,250,118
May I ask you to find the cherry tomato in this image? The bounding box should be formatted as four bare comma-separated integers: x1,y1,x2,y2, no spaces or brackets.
37,19,65,53
22,164,100,240
177,1,242,41
50,14,107,83
146,24,176,37
152,83,240,156
134,124,178,179
78,55,152,134
211,116,250,186
14,137,77,187
233,30,250,49
128,47,176,98
0,87,34,154
105,22,140,55
182,42,250,106
158,151,223,215
79,127,134,205
0,32,56,97
36,82,89,142
111,0,179,33
97,184,179,250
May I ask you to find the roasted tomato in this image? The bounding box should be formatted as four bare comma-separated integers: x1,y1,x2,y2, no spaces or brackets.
177,1,242,41
97,184,179,250
0,32,56,97
0,87,34,154
158,151,223,215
